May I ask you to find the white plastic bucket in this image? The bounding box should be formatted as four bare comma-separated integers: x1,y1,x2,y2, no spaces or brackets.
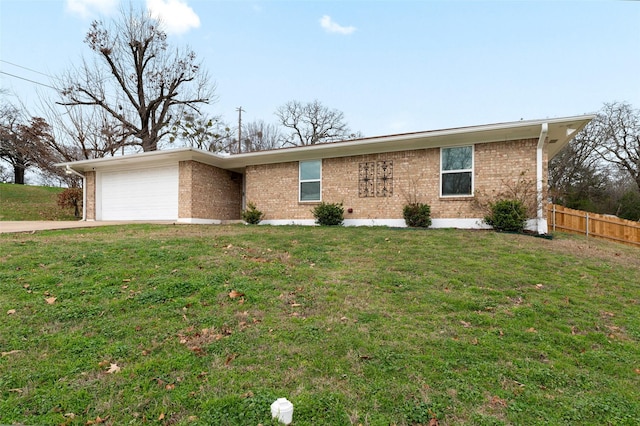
270,397,293,425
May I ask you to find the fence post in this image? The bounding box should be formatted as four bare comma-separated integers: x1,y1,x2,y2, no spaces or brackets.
552,204,556,232
586,212,589,239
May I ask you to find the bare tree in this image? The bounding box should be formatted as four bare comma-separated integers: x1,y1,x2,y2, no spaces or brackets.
41,97,135,160
548,101,640,218
0,163,10,183
589,102,640,192
549,120,610,211
0,102,54,184
169,112,232,152
241,120,284,152
276,100,353,146
56,6,214,152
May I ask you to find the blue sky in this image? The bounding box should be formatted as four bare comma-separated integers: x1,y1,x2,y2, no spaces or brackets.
1,0,639,138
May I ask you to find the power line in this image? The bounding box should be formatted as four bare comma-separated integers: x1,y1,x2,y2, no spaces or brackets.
0,59,52,78
0,71,57,90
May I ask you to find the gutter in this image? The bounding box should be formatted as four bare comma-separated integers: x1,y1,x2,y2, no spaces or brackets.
65,166,87,221
536,123,548,234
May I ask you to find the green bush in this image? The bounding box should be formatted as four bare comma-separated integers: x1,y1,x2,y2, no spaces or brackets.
484,199,528,232
618,190,640,221
312,202,344,226
403,203,432,228
241,202,264,224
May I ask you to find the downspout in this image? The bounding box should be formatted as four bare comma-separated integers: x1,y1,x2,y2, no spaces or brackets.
536,123,548,234
65,165,86,221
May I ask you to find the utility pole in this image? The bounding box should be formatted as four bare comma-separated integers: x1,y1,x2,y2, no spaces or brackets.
236,106,244,153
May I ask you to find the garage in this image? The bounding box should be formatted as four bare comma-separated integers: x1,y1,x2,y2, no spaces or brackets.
97,165,179,220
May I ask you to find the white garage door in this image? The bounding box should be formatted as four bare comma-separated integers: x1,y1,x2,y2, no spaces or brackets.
99,165,179,220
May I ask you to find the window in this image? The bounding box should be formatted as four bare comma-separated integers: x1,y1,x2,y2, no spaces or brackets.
299,160,321,201
441,146,473,196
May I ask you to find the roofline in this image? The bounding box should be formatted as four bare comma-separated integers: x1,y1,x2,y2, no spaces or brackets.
57,114,595,173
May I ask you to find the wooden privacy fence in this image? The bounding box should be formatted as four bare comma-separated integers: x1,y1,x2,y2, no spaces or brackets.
547,204,640,247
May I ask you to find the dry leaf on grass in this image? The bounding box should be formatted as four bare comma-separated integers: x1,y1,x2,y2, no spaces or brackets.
225,354,237,366
7,309,16,315
45,297,57,305
490,395,507,407
2,350,23,357
106,363,121,374
229,290,244,299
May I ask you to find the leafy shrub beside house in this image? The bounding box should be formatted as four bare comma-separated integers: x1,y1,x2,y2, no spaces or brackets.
402,203,432,228
312,202,344,226
241,202,264,224
484,199,528,232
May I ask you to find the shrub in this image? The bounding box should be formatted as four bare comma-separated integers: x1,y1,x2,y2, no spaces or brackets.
241,202,264,224
312,202,344,226
57,187,83,218
618,190,640,221
484,199,528,232
403,203,432,228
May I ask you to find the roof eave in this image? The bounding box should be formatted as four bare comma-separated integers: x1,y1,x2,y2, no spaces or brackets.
57,115,595,173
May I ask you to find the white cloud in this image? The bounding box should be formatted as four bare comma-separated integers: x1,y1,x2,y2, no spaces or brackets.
66,0,119,19
146,0,200,35
319,15,356,35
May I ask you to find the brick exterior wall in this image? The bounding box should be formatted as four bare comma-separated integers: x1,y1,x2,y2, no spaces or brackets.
178,160,243,221
245,138,546,221
85,171,96,220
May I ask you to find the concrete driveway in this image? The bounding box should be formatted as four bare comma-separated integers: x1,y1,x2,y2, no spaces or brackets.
0,221,175,234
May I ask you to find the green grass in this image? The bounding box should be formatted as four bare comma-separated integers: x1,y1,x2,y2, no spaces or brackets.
0,183,77,221
1,225,639,425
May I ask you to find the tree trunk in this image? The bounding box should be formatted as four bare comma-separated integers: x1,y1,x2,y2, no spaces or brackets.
141,135,157,152
13,165,25,184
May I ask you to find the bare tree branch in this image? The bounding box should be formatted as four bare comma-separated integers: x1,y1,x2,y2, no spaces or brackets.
588,102,640,191
55,6,215,152
275,99,352,146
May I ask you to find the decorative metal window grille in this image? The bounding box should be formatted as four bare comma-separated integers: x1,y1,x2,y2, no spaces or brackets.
359,161,394,197
376,161,393,197
358,162,375,197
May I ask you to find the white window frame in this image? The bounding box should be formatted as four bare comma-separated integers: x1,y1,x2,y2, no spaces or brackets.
440,145,474,197
299,160,322,202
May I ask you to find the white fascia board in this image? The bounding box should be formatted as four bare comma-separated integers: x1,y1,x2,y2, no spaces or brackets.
57,115,595,173
222,115,595,167
55,148,230,172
